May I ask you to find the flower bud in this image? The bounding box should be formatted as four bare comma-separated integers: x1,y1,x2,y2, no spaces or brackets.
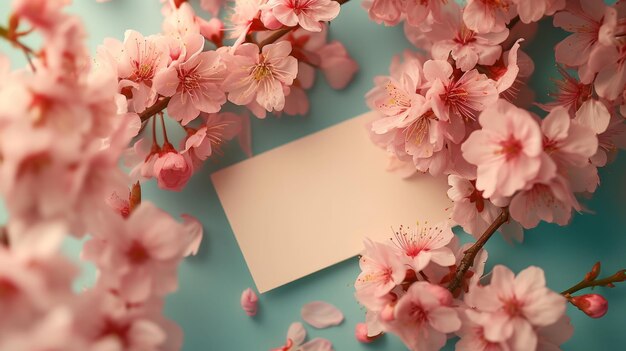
570,294,608,318
584,262,601,282
380,303,395,322
355,323,382,343
240,288,258,317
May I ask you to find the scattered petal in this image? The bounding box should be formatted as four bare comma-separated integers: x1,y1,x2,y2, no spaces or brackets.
301,301,344,328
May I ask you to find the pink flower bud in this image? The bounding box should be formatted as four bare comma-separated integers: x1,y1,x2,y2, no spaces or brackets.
240,288,258,317
153,151,193,191
355,323,382,343
570,294,608,318
380,303,395,322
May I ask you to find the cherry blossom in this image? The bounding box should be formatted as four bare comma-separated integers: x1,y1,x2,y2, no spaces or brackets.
267,0,340,32
463,0,516,34
153,148,194,192
355,239,406,311
541,106,598,168
223,42,298,115
384,282,461,351
364,0,404,26
464,265,566,350
511,0,564,24
154,50,227,125
424,60,499,124
391,222,456,272
427,3,509,72
83,202,189,301
461,99,544,198
447,175,500,237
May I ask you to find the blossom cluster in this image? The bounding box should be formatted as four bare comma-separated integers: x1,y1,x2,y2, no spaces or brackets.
0,1,206,350
358,0,626,350
366,0,626,240
355,222,571,351
102,0,358,192
0,0,357,349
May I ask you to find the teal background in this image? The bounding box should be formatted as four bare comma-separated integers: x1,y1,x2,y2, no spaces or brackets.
1,1,625,350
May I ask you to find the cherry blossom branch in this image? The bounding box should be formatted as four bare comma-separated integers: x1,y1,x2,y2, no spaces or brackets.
561,266,626,296
0,24,37,70
447,207,510,294
258,0,351,48
139,96,171,123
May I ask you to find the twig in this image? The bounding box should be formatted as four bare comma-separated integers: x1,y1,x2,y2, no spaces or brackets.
139,96,171,123
561,269,626,296
447,207,510,294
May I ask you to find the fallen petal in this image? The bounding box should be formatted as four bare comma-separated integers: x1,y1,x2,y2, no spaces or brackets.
301,301,344,328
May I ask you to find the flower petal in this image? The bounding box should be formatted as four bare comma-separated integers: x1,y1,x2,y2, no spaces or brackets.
301,301,344,328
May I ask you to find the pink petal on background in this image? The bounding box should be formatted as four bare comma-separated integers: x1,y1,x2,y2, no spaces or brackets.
240,288,259,316
301,301,344,328
181,214,203,256
287,322,307,345
301,338,334,351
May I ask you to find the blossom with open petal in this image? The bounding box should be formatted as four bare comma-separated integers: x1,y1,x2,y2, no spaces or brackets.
391,222,456,272
223,42,298,114
154,50,227,125
268,0,340,32
464,265,567,351
461,99,544,198
384,282,461,351
463,0,516,34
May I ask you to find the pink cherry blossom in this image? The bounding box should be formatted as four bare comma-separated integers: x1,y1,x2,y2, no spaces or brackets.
463,0,516,34
364,0,404,26
542,106,598,168
464,265,567,350
424,60,499,124
461,99,544,198
153,148,194,191
223,42,298,114
355,239,406,311
570,294,608,318
427,3,509,72
404,0,445,27
83,202,188,301
553,0,613,70
271,322,334,351
447,175,500,238
586,40,626,100
509,173,581,228
541,65,592,114
391,222,456,272
114,30,170,113
366,52,427,133
267,0,340,32
511,0,564,24
154,50,227,125
301,301,344,328
384,282,461,351
240,288,259,316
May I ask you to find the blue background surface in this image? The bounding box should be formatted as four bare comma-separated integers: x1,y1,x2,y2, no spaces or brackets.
1,1,625,350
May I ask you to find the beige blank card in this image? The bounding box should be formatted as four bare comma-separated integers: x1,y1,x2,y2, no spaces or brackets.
211,112,451,293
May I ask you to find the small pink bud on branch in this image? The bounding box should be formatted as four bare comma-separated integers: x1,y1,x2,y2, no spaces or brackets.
569,294,608,318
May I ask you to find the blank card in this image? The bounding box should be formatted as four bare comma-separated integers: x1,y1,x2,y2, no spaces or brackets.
210,112,451,293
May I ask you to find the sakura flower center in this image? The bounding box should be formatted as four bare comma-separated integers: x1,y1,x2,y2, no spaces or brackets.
286,0,314,15
501,296,524,318
127,240,150,265
498,136,523,160
408,303,429,324
0,278,19,300
252,59,273,81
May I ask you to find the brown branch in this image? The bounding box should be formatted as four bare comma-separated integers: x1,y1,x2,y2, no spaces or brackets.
139,96,170,123
561,269,626,296
448,207,510,294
